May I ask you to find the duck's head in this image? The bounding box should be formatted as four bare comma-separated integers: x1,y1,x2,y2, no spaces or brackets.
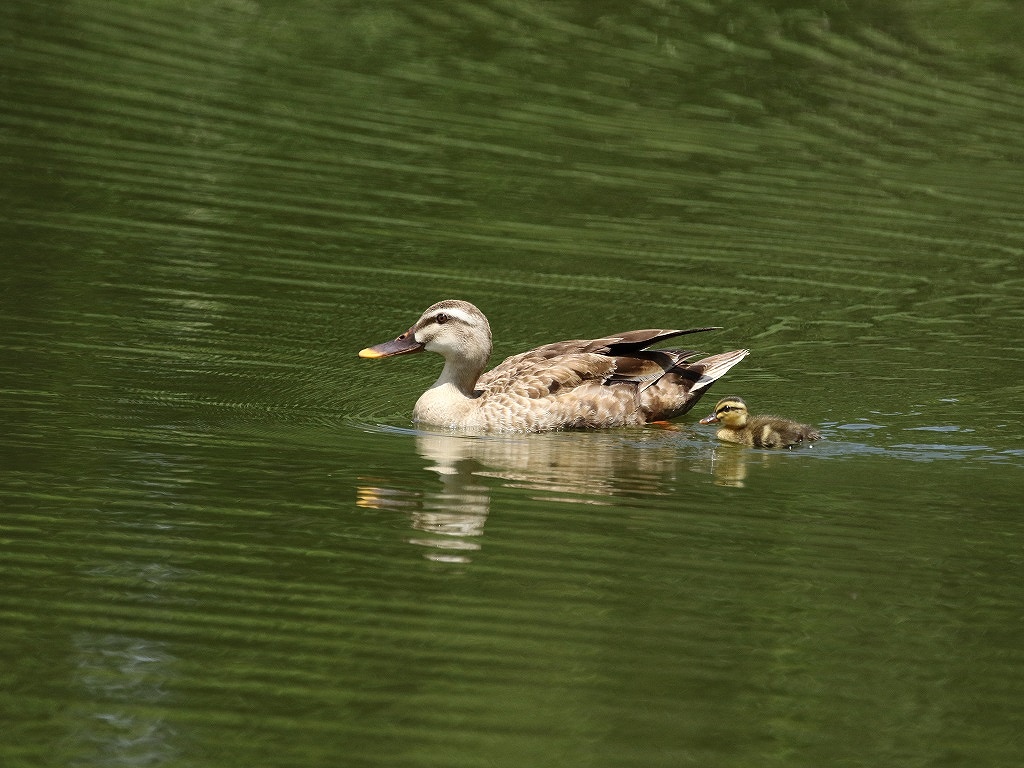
359,300,492,371
699,396,749,429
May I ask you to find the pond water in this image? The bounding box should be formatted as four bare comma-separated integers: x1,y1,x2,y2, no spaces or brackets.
2,1,1023,766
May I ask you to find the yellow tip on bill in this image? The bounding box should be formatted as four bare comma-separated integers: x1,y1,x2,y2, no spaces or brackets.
358,347,384,359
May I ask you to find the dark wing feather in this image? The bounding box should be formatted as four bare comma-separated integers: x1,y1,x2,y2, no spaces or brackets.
600,327,719,356
606,349,698,384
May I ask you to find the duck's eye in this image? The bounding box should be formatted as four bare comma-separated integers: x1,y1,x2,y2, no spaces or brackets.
435,313,450,325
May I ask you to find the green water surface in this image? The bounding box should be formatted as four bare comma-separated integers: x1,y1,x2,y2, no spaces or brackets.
2,1,1022,767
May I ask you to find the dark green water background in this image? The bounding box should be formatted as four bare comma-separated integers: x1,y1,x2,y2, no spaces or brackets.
2,1,1022,766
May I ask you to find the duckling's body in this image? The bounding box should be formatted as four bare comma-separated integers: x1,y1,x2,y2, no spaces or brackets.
700,396,820,448
360,300,748,433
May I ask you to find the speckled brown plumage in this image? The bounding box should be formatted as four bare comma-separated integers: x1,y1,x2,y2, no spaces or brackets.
359,300,748,433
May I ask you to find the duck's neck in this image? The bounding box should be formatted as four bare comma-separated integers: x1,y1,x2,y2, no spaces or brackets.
412,357,484,427
435,355,484,395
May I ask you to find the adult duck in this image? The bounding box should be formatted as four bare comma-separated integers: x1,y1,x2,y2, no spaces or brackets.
699,396,821,448
359,300,748,432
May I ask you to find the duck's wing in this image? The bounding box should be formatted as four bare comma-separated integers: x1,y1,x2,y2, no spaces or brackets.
476,327,718,399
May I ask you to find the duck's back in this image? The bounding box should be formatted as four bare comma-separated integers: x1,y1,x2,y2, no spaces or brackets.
465,333,746,432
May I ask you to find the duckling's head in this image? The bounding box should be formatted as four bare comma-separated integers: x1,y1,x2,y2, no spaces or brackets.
699,396,749,429
360,300,492,372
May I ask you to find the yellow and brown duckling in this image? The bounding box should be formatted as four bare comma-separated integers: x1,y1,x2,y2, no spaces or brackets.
699,396,821,448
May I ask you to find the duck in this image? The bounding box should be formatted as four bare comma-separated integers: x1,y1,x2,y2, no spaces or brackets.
699,396,821,448
359,299,749,433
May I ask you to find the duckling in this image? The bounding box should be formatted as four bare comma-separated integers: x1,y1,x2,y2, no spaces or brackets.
699,396,821,448
359,300,749,433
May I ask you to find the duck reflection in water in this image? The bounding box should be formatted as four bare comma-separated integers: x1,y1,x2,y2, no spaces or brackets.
356,428,753,562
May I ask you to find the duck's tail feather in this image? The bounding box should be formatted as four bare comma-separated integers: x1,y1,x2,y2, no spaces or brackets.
641,348,750,421
690,349,750,392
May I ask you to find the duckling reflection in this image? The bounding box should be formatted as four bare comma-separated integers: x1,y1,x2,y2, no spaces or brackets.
704,443,748,488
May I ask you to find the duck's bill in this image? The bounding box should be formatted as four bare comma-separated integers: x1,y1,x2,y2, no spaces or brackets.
358,332,424,358
698,414,719,425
